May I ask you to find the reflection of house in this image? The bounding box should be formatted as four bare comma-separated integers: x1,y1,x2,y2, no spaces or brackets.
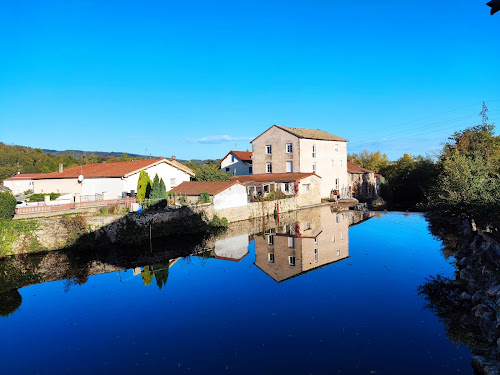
230,173,322,207
347,162,378,200
220,150,253,176
254,205,350,282
32,158,194,200
3,173,44,195
212,234,249,262
251,125,349,199
170,180,248,209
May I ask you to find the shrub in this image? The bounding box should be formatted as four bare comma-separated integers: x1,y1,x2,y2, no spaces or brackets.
198,192,211,204
60,215,88,244
0,191,17,219
26,193,61,202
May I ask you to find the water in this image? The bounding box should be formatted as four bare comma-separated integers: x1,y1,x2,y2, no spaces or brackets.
0,208,472,374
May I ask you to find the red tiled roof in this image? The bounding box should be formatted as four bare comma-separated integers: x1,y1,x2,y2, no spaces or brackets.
170,181,245,195
220,150,252,164
230,173,320,183
4,173,45,181
32,158,193,179
347,161,374,174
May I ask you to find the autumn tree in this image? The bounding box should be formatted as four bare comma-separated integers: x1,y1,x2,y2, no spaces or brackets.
136,171,152,204
348,150,391,172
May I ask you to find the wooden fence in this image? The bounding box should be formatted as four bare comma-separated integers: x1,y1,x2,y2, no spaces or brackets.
15,197,136,216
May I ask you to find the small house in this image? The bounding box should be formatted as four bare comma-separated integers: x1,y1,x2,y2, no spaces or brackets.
170,180,248,209
220,150,253,176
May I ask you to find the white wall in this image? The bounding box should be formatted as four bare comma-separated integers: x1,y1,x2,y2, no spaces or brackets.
81,178,124,198
299,138,348,198
3,179,34,195
213,184,248,209
124,162,191,193
220,155,252,176
214,234,249,260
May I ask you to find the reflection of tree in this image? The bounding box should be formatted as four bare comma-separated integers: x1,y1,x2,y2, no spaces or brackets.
0,289,22,317
418,275,482,348
141,264,170,289
141,266,154,286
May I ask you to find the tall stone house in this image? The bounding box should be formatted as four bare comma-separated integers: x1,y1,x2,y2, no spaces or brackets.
251,125,349,199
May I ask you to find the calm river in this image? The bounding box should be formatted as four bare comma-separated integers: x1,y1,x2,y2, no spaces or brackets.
0,208,472,374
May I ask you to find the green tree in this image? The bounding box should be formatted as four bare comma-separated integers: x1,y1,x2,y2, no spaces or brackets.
0,191,17,219
198,192,211,203
159,178,167,199
194,164,232,181
428,124,500,227
149,174,161,200
136,171,152,204
348,150,391,172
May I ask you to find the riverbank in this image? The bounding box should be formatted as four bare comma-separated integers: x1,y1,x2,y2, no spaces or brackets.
420,215,500,375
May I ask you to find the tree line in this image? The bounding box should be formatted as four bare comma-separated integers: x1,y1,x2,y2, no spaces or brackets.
351,124,500,228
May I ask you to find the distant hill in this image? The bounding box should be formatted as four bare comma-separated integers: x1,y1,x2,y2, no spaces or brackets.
41,149,217,166
42,149,145,159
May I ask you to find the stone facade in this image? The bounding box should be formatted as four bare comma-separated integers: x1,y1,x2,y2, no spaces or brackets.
251,125,348,199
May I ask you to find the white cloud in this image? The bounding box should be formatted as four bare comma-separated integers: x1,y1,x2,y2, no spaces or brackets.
185,135,253,144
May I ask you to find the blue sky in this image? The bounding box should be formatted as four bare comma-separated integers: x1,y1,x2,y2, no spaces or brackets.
0,0,498,160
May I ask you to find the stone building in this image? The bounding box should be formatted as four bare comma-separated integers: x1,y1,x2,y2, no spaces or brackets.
347,161,378,201
251,125,348,199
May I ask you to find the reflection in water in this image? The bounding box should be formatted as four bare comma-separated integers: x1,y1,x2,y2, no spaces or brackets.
0,207,373,316
254,206,350,282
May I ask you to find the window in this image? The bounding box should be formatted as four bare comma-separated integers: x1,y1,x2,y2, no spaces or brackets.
314,248,318,263
170,178,176,185
334,144,338,152
266,162,272,173
335,178,339,189
303,184,310,193
286,143,293,153
231,155,235,162
314,237,318,245
339,160,342,167
312,162,316,173
337,249,340,257
284,183,289,193
332,235,336,243
249,166,253,174
304,221,310,230
288,237,295,248
341,233,344,240
286,161,293,173
225,167,230,172
312,144,316,158
289,256,296,266
268,234,274,245
331,159,334,167
336,215,340,223
266,145,272,154
268,253,275,263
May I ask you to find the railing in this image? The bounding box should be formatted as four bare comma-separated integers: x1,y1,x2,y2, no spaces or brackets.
15,197,136,215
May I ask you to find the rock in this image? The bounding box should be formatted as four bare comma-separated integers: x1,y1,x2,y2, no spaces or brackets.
461,268,477,283
472,355,500,375
486,285,500,298
473,291,485,305
461,292,472,300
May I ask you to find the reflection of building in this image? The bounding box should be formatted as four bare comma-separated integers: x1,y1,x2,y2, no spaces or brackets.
212,234,249,262
254,205,350,282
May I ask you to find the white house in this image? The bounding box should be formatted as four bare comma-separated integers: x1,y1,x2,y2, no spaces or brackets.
32,158,194,201
170,180,248,209
3,173,44,195
220,150,253,176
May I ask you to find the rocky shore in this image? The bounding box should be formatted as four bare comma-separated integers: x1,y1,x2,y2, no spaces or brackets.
420,216,500,375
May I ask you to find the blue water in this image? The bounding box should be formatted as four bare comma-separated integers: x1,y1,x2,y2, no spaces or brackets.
0,211,471,374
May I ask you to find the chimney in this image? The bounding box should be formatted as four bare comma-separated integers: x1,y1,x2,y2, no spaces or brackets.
171,155,176,160
59,163,63,173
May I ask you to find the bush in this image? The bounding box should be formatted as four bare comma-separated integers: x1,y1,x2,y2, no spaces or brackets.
26,193,61,202
198,192,211,204
0,191,17,219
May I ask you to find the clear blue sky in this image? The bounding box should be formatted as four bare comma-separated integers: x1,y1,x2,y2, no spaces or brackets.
0,0,498,160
